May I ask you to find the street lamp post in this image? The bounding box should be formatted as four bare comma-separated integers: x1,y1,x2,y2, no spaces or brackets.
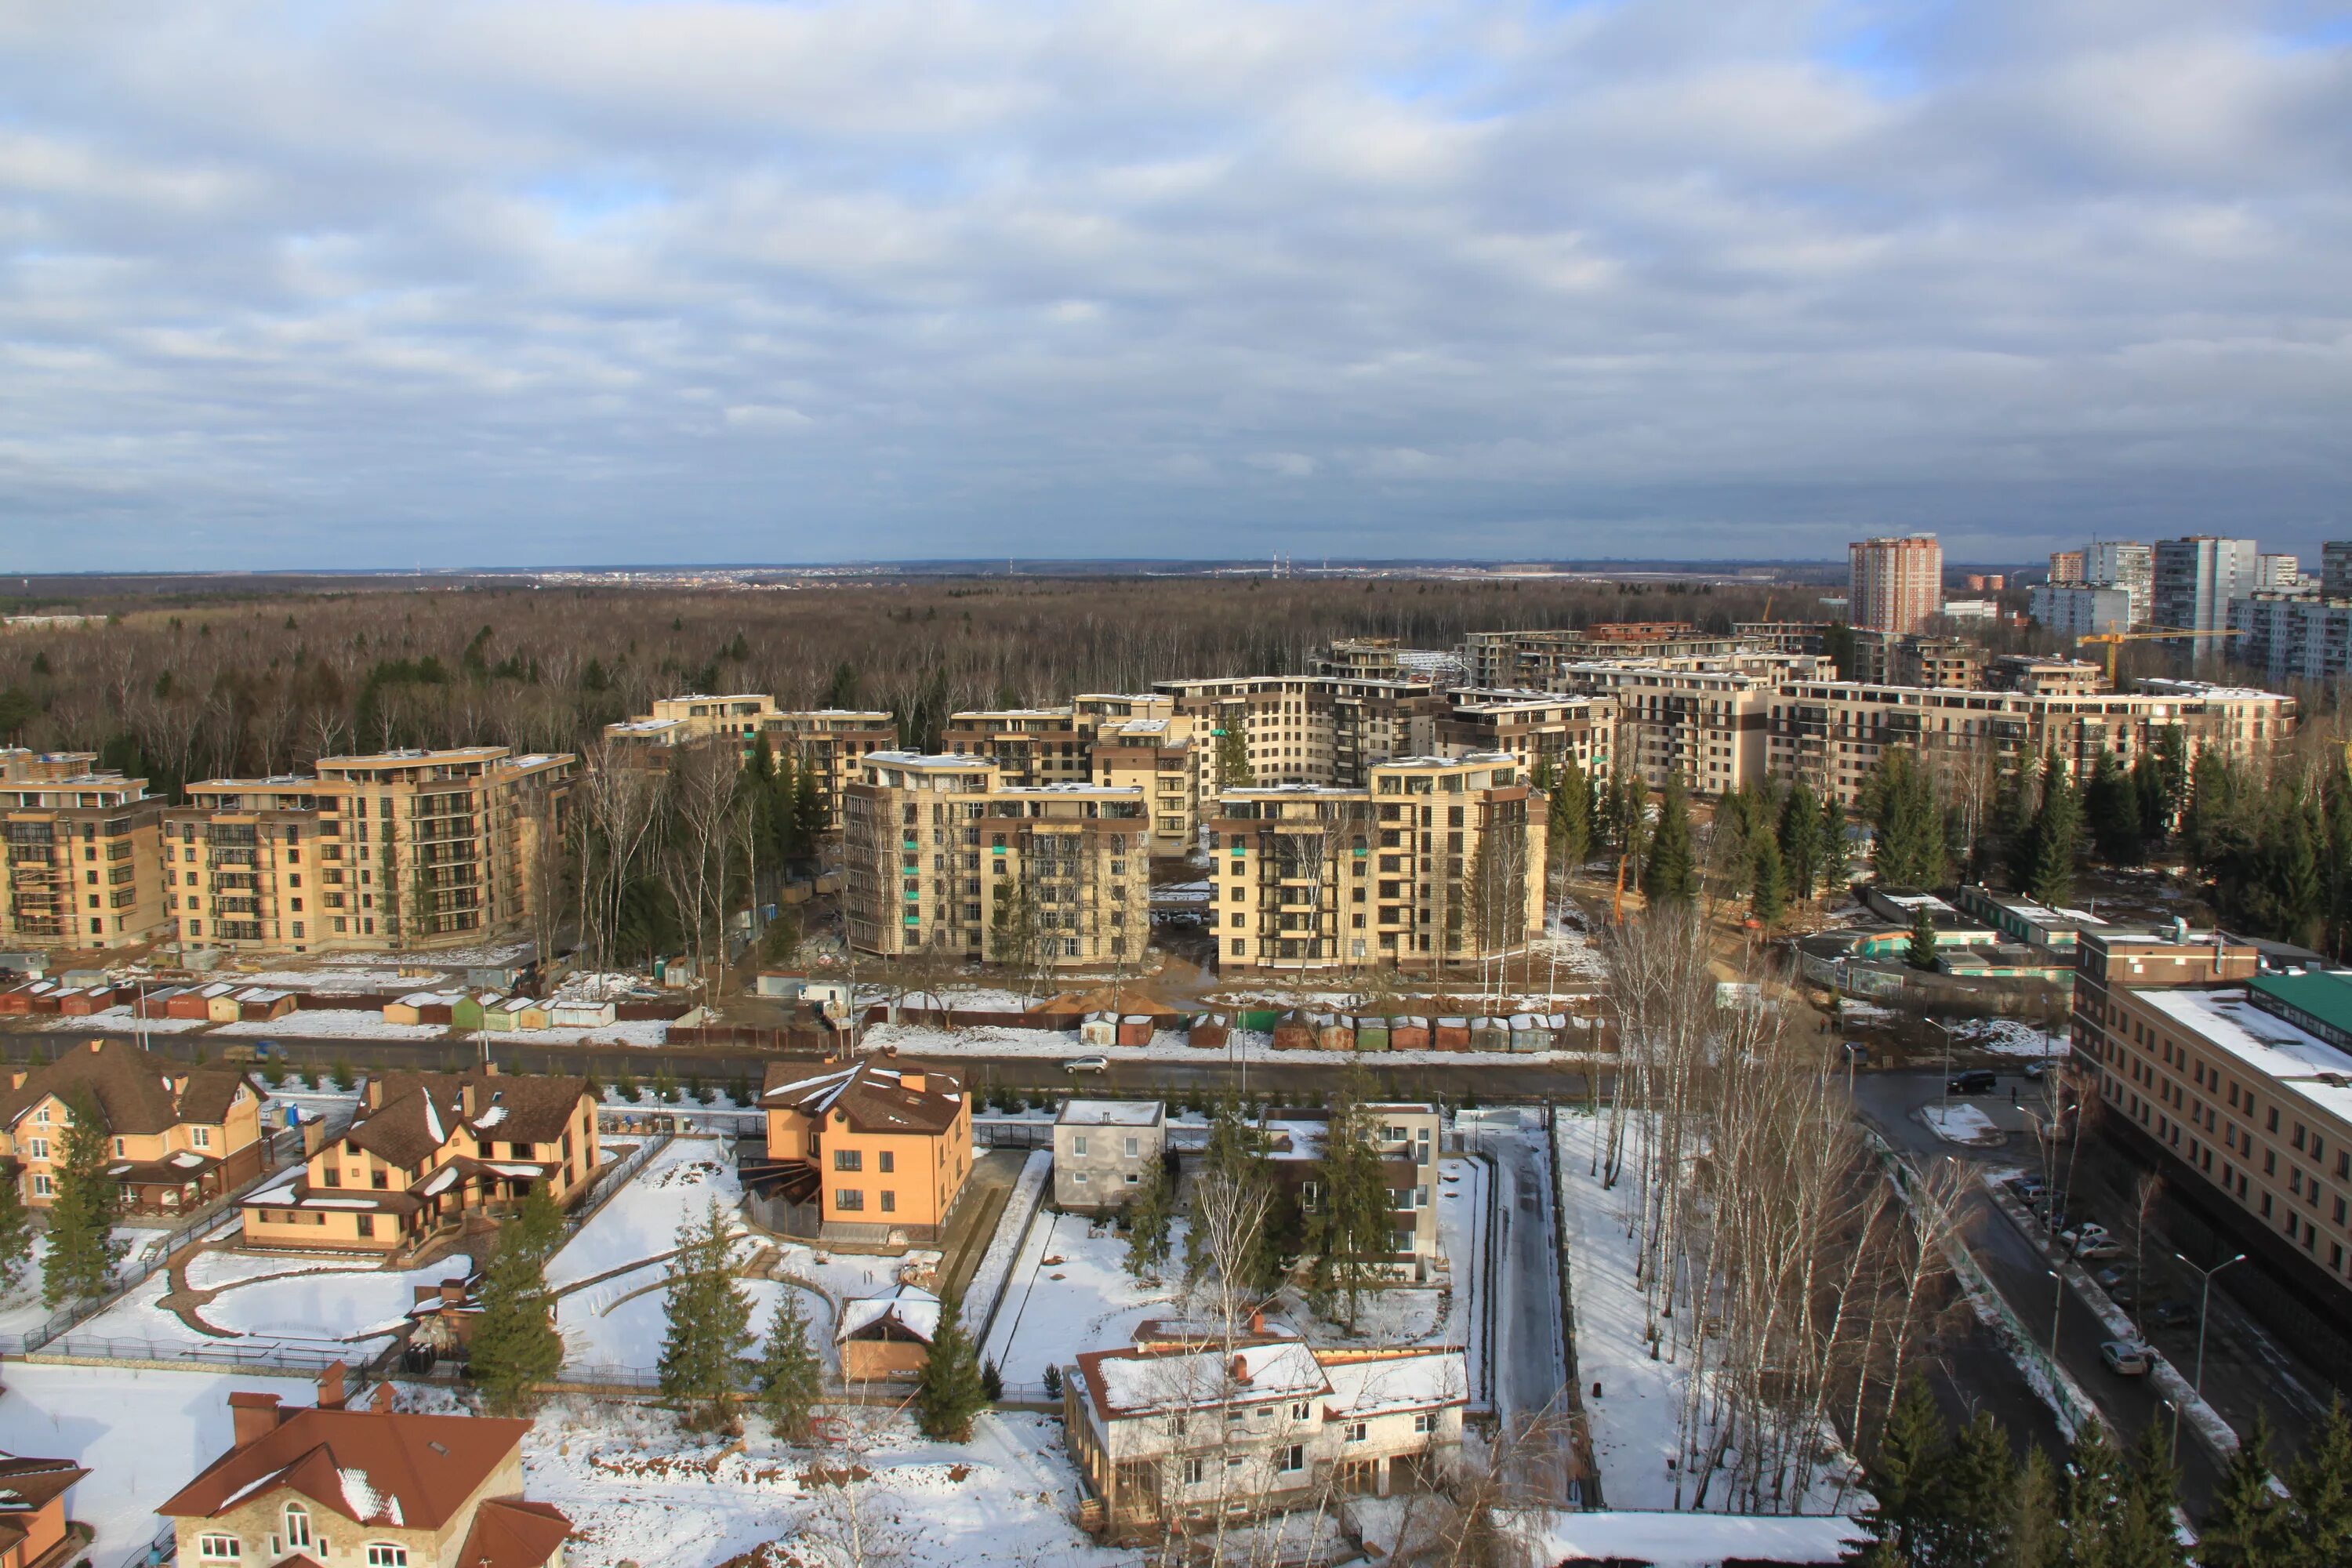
2169,1250,2248,1461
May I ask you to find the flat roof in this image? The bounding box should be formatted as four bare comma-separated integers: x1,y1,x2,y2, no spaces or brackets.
2137,986,2352,1123
1057,1100,1165,1127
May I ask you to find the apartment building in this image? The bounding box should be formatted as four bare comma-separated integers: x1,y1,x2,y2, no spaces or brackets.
755,1058,972,1243
2324,543,2352,597
1433,691,1615,784
0,1037,267,1214
1731,622,1832,655
1065,1323,1465,1537
1767,678,2294,809
2085,543,2154,627
2227,594,2352,684
841,753,1148,967
0,750,169,953
1462,625,1747,688
2258,554,2303,592
1310,638,1466,686
1853,633,1984,690
1151,676,1444,789
242,1066,599,1252
163,748,572,956
2154,536,2259,637
942,706,1090,786
1088,721,1203,855
1548,662,1777,793
604,696,896,826
2031,584,2135,641
1849,535,1944,634
161,1381,570,1568
757,710,900,826
1205,754,1544,974
2072,933,2352,1301
1985,655,2108,696
2049,550,2085,585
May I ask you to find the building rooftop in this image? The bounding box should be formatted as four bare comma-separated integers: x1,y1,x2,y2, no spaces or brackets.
2137,985,2352,1122
1058,1099,1165,1127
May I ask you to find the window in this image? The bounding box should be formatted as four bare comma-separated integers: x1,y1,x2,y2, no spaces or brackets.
836,1189,865,1211
1183,1459,1204,1486
1072,1171,1089,1185
114,1136,125,1157
31,1174,51,1198
1290,1401,1312,1421
26,1138,46,1162
1413,1412,1435,1434
1071,1134,1087,1156
833,1149,863,1172
1125,1137,1139,1157
198,1536,241,1561
880,1191,896,1213
1276,1443,1305,1475
194,1125,212,1149
366,1548,408,1568
284,1504,313,1549
1345,1421,1368,1443
877,1150,895,1174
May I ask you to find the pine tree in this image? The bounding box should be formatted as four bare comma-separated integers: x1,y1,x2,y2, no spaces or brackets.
2086,751,2143,866
1041,1363,1062,1400
1304,1073,1396,1326
1908,904,1939,971
981,1359,1004,1401
469,1221,564,1414
915,1296,989,1441
2199,1410,2294,1567
1867,747,1947,888
1641,775,1697,905
2288,1396,2352,1568
2058,1422,2127,1568
1549,754,1592,870
1750,829,1787,924
1923,1410,2016,1568
659,1200,754,1432
2010,1446,2060,1568
1848,1377,1944,1563
2027,753,2082,908
753,1290,825,1441
1779,781,1822,902
1819,789,1852,891
0,1167,28,1292
1607,771,1649,888
1185,1101,1286,1293
2112,1419,2190,1568
513,1179,565,1261
44,1091,126,1308
1123,1153,1174,1279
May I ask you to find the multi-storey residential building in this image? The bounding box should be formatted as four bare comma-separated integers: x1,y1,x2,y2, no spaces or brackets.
0,1037,267,1214
2084,542,2154,627
603,697,897,826
2228,594,2352,684
1309,638,1466,686
2049,550,2085,585
841,753,1148,967
1767,678,2294,809
1065,1323,1465,1536
2257,554,2303,593
942,706,1089,786
757,710,900,826
1462,625,1746,688
2154,536,2259,637
1549,662,1778,793
1985,655,2108,696
0,750,169,953
242,1066,598,1252
2031,584,2135,641
2324,543,2352,597
755,1058,972,1243
1433,691,1614,783
1206,754,1543,974
1848,535,1944,633
2071,931,2352,1300
1054,1099,1167,1212
1088,718,1203,856
1732,622,1832,655
160,1380,571,1568
164,748,572,955
1853,633,1984,690
1151,677,1444,789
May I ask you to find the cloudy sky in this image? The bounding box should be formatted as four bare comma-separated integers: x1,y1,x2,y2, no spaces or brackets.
2,2,2347,571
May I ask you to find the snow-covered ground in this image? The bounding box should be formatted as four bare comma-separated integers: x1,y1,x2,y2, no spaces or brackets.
181,1248,379,1293
1515,1508,1862,1568
74,1254,474,1348
546,1136,741,1291
37,1005,212,1033
1950,1018,2068,1058
560,1274,811,1375
860,1019,1609,1067
0,1363,319,1558
981,1209,1181,1394
961,1149,1051,1341
1922,1104,2003,1146
216,1009,446,1038
498,1020,672,1047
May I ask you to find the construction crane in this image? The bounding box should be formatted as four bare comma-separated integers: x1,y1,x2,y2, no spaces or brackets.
2074,625,2241,683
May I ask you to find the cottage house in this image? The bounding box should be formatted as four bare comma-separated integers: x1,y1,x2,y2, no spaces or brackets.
0,1038,267,1214
746,1059,971,1243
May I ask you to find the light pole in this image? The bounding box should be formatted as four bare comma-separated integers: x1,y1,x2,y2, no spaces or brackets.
2169,1249,2247,1461
1928,1017,1958,1128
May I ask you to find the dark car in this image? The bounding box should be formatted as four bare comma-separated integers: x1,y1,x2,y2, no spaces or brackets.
1947,1070,1998,1094
2147,1299,2198,1330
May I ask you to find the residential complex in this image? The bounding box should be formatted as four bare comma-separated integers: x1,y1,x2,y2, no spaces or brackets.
2228,594,2352,684
0,750,169,953
165,748,573,956
1462,623,1747,688
604,696,896,823
1204,754,1544,974
1848,535,1944,634
0,1037,267,1214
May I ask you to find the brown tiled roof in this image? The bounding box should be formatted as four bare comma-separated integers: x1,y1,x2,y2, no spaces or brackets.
760,1059,964,1137
158,1405,534,1530
463,1074,590,1145
0,1039,259,1138
344,1080,469,1170
456,1497,572,1568
348,1072,587,1171
0,1455,89,1512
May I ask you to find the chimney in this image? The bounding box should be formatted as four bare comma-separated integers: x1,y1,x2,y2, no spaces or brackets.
6,1071,23,1091
481,1060,499,1078
900,1072,927,1094
1230,1355,1250,1385
1247,1309,1264,1336
440,1278,466,1306
86,1038,103,1054
365,1078,383,1111
317,1361,347,1411
461,1079,478,1119
371,1383,397,1416
228,1392,283,1448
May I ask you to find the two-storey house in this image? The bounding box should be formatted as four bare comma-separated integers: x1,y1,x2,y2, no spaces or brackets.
0,1038,267,1214
750,1059,971,1243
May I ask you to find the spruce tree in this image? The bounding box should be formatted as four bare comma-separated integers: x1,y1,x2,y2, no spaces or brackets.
2059,1422,2127,1568
0,1166,29,1292
1848,1377,1944,1563
1303,1073,1396,1326
1549,754,1592,871
2199,1410,2293,1567
44,1091,126,1308
2086,751,2143,866
1867,747,1947,888
2288,1396,2352,1568
915,1296,989,1441
513,1179,566,1261
1925,1410,2016,1568
469,1221,563,1414
2011,1446,2060,1568
1908,903,1940,971
753,1290,824,1441
1779,782,1822,902
2026,753,2082,908
658,1200,754,1432
1123,1153,1174,1279
1607,771,1649,889
1819,789,1851,891
1750,830,1786,924
2112,1418,2190,1568
1640,775,1697,905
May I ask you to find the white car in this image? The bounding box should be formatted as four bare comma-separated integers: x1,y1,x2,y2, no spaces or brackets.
1065,1054,1112,1074
2100,1340,2155,1377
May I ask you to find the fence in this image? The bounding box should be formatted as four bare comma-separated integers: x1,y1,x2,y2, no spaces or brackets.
31,1334,392,1377
560,1130,676,1243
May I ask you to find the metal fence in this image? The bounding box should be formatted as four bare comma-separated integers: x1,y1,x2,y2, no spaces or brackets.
560,1130,676,1242
32,1334,379,1375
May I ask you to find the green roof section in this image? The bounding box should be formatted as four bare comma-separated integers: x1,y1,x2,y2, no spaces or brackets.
2247,971,2352,1042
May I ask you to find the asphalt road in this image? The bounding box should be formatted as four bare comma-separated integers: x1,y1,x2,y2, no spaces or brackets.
1852,1069,2228,1512
1465,1114,1577,1504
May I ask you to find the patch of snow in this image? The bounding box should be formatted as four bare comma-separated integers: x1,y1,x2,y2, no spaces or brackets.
1922,1104,2003,1146
981,1207,1182,1394
218,1011,445,1039
546,1137,741,1292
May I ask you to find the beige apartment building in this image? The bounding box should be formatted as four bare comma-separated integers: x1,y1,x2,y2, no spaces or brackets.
1849,534,1945,633
164,747,573,954
1152,675,1446,790
1435,690,1616,785
942,706,1091,786
1766,678,2294,810
1853,633,1984,690
2073,932,2352,1301
1206,753,1544,974
1461,625,1748,688
1548,662,1779,794
842,753,1149,967
0,750,169,952
604,695,896,826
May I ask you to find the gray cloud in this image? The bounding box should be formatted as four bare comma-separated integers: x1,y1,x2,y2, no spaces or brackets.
0,0,2346,569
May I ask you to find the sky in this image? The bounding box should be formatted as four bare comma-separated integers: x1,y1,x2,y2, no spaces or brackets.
1,1,2347,572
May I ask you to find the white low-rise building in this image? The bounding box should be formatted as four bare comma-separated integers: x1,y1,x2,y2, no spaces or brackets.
1054,1099,1167,1211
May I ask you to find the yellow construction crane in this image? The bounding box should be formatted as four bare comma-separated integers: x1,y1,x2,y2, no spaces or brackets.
2074,625,2241,683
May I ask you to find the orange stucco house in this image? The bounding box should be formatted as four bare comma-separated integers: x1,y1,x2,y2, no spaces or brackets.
750,1059,971,1243
241,1066,598,1254
0,1454,89,1568
0,1038,267,1215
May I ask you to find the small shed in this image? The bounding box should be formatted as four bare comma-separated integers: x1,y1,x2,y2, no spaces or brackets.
169,982,227,1020
1391,1015,1432,1051
1270,1014,1314,1051
1079,1011,1118,1047
1188,1018,1228,1051
58,985,121,1016
517,1000,556,1031
549,1000,616,1029
1313,1012,1353,1051
1508,1014,1557,1052
481,996,534,1032
465,964,528,992
1353,1014,1392,1051
835,1283,939,1384
1116,1014,1159,1048
383,991,438,1025
1432,1017,1471,1052
137,985,189,1019
234,988,296,1022
0,982,43,1017
1469,1018,1509,1053
205,982,249,1023
451,991,506,1031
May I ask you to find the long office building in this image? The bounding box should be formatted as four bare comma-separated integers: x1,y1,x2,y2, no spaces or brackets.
0,750,169,953
164,748,574,954
1205,753,1544,974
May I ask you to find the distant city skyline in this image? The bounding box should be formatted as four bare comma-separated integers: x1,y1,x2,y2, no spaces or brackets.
2,3,2346,572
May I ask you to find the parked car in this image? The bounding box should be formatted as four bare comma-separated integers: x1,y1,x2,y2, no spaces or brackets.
2100,1340,2156,1376
2060,1222,2111,1248
2093,1267,2136,1303
1947,1070,1998,1094
2009,1174,2049,1200
2147,1299,2198,1330
2072,1238,2124,1261
1065,1054,1112,1074
2023,1061,2049,1079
